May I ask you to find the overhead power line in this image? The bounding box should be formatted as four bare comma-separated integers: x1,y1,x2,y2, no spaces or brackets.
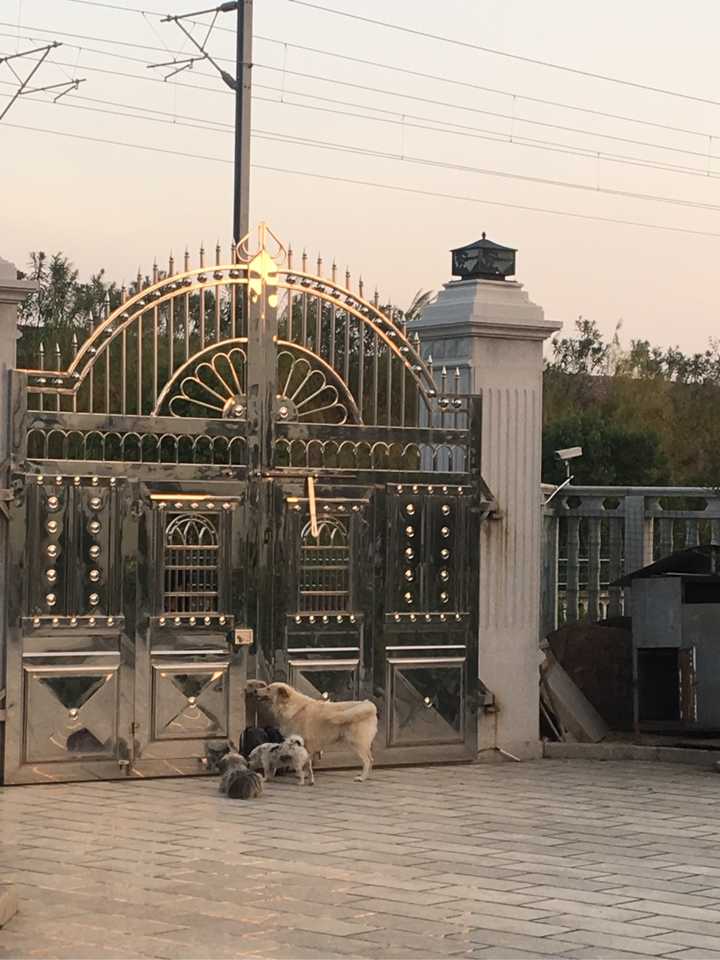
8,23,720,171
7,119,720,241
12,18,720,148
286,0,720,109
5,74,720,183
7,79,720,212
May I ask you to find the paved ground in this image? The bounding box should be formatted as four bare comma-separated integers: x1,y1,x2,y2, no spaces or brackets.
3,760,720,959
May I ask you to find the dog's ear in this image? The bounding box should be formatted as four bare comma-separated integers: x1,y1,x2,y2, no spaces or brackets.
276,685,290,700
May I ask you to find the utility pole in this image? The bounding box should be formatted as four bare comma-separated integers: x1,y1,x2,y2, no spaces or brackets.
233,0,253,247
153,0,253,249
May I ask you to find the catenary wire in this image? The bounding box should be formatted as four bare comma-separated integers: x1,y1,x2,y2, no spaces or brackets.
7,119,720,240
285,0,720,109
59,0,720,110
3,74,719,182
55,0,720,142
5,108,720,212
7,21,720,159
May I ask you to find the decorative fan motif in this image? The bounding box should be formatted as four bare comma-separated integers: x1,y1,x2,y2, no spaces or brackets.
169,347,247,419
276,350,348,425
166,344,352,424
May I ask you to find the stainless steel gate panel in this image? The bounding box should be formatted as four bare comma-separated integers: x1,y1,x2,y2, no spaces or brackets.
129,492,248,774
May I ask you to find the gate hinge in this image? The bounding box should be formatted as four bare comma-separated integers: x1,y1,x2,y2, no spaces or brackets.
0,488,13,521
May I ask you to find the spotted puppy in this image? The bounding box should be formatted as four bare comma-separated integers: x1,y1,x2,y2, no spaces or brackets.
249,734,314,786
217,750,263,800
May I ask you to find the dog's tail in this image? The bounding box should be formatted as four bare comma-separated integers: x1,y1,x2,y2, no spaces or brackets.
326,700,377,725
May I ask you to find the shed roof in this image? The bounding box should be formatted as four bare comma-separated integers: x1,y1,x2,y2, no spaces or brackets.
612,544,720,587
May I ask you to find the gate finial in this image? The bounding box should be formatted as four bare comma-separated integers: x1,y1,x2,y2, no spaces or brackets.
234,223,287,267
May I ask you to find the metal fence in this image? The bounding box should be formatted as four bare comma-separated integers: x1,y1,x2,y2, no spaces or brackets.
541,485,720,635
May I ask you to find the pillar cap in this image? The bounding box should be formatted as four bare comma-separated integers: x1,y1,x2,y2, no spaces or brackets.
415,276,561,342
0,257,37,306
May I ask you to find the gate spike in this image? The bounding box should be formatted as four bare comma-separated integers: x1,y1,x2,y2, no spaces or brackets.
168,251,175,276
199,243,205,268
345,267,351,289
184,247,190,272
359,276,364,297
152,259,159,284
103,291,111,318
54,342,61,369
38,341,45,369
317,253,322,276
454,366,461,392
121,283,127,304
136,267,142,293
331,259,337,282
302,249,308,272
287,243,293,270
215,240,221,265
71,331,79,358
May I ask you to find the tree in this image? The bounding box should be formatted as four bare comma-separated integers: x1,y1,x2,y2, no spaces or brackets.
17,251,122,367
403,289,434,323
542,410,670,486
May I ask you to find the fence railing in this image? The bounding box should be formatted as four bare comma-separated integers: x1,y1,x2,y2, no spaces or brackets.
541,485,720,636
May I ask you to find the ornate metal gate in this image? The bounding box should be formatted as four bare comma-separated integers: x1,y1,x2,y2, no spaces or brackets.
2,225,492,784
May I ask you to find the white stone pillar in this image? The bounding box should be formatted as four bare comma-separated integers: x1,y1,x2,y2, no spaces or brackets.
416,274,560,759
0,257,32,918
0,263,34,712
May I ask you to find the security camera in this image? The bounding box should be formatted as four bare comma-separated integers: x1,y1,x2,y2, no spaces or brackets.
555,446,583,462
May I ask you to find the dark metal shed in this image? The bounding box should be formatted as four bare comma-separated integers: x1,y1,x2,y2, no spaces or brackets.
612,546,720,733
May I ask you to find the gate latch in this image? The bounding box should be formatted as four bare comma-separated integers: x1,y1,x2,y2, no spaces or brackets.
307,476,319,538
233,628,253,648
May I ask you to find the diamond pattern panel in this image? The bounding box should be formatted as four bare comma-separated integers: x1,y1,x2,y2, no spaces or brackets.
24,667,118,763
389,662,463,747
152,664,228,740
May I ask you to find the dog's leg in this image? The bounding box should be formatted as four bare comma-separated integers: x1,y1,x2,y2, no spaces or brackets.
354,750,372,781
305,758,314,786
296,760,305,786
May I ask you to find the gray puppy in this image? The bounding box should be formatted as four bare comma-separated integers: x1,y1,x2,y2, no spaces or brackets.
249,734,314,786
217,750,263,800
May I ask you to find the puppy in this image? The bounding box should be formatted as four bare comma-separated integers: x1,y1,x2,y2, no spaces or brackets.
205,739,234,774
254,682,377,781
249,735,314,786
217,750,263,800
247,741,281,778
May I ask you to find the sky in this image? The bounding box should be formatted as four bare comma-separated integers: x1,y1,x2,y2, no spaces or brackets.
3,0,720,352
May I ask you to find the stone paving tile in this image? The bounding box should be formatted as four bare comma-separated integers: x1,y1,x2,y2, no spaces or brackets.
5,759,720,958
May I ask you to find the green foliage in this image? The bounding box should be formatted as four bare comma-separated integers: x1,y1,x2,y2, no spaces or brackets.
17,251,122,366
542,410,670,486
543,318,720,486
